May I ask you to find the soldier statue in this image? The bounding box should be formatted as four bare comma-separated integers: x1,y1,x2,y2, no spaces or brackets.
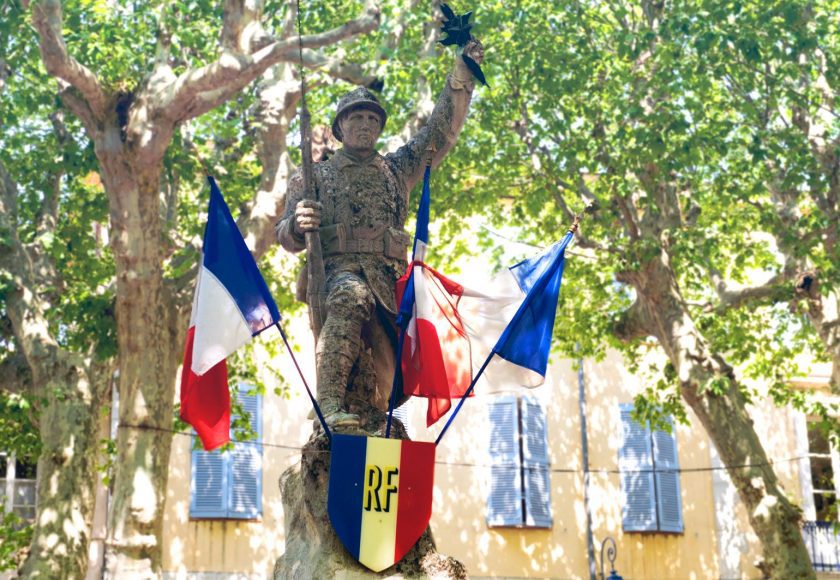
276,40,485,428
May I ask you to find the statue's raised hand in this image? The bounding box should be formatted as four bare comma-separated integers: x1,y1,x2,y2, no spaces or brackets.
462,39,484,66
454,39,487,86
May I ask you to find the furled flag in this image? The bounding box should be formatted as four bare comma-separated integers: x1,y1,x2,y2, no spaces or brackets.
395,166,475,426
180,176,280,450
397,230,574,426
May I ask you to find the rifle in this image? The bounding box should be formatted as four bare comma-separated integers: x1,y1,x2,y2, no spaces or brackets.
299,78,327,337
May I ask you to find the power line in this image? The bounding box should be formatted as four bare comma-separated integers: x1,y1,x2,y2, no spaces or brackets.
117,423,809,475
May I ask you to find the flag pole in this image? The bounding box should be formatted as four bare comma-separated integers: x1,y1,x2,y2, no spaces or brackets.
275,323,332,442
385,320,409,438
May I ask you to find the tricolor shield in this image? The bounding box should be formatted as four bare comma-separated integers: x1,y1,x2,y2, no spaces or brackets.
327,434,436,572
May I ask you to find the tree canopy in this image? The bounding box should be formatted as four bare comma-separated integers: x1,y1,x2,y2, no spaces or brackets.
0,0,838,576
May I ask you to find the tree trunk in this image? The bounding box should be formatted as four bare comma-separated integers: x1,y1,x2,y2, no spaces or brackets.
617,251,814,578
1,154,112,578
100,157,181,577
18,363,109,579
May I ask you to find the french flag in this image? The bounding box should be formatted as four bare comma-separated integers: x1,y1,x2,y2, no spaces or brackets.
458,233,572,390
433,234,573,444
180,176,280,450
396,165,572,425
396,166,464,426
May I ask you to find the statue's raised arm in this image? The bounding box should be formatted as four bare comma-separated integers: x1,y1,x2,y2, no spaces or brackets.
388,39,485,195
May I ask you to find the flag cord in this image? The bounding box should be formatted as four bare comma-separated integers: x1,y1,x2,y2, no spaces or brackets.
275,323,332,442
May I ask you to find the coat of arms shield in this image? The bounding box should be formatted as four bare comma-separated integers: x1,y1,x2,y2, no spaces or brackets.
327,434,436,572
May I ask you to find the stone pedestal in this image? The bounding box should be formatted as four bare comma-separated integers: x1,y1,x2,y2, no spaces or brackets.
273,411,467,579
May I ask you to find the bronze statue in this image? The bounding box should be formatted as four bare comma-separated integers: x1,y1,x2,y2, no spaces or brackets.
276,40,485,428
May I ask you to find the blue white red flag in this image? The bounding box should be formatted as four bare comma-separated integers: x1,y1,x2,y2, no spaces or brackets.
396,166,474,425
395,164,573,426
485,232,572,381
180,176,280,450
397,232,573,426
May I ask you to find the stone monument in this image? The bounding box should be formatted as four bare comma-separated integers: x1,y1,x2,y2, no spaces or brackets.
274,37,484,579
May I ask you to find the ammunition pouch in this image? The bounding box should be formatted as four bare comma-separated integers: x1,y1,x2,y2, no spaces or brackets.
320,225,410,260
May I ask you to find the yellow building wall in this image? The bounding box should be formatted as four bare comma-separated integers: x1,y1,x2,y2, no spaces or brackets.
161,319,815,578
425,350,727,579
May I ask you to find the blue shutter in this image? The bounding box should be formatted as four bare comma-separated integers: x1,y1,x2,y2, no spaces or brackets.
190,447,228,518
487,396,523,526
653,417,683,533
228,386,263,519
521,396,552,528
618,404,657,531
392,400,410,438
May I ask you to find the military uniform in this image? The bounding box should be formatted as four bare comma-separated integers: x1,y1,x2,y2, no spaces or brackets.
277,75,476,420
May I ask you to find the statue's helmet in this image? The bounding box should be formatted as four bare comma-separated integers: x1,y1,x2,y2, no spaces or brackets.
331,87,387,142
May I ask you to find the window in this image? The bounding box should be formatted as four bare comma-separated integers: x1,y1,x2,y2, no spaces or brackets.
486,395,552,528
0,453,37,522
798,416,840,572
806,416,838,521
618,404,683,533
190,385,263,519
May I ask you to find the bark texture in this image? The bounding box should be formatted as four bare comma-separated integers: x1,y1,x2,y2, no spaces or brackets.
101,159,182,576
274,415,466,579
19,365,111,579
0,121,111,578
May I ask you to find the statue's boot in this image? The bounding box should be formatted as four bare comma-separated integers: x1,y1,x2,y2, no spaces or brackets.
315,349,361,428
313,274,376,430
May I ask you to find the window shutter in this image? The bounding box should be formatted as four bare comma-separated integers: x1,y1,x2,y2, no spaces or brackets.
487,396,523,526
190,447,228,518
618,404,657,532
521,396,552,528
653,416,683,533
228,387,263,519
392,399,410,438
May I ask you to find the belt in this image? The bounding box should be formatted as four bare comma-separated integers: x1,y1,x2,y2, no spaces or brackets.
320,224,410,259
341,238,386,254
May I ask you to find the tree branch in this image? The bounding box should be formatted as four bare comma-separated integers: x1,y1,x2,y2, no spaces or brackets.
710,268,794,314
35,111,67,237
299,48,378,86
239,62,300,261
612,295,650,342
221,0,276,53
59,86,99,138
163,0,380,124
292,0,380,51
29,0,107,118
0,157,65,392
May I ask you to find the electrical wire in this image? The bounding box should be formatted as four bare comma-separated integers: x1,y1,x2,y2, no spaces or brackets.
117,423,810,475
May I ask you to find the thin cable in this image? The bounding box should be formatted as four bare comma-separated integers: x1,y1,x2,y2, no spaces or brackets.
117,422,810,474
